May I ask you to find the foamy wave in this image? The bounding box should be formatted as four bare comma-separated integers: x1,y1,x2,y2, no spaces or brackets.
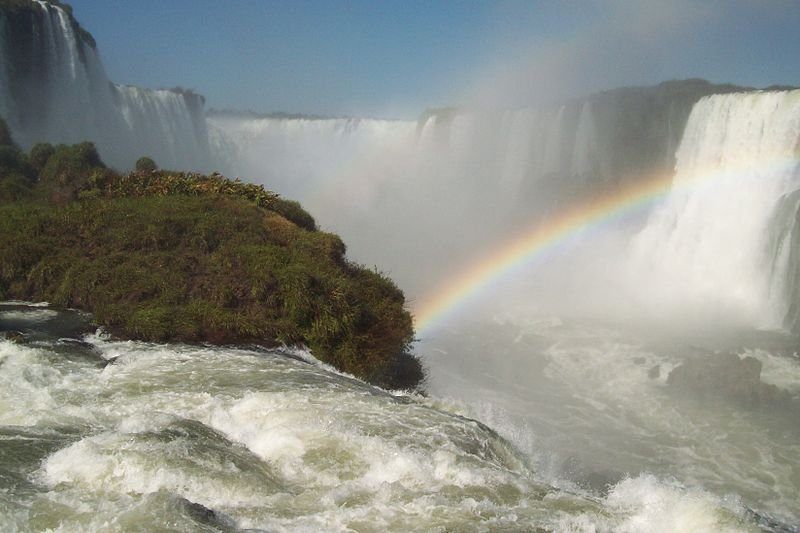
746,348,800,393
0,309,58,322
0,300,51,307
603,475,750,533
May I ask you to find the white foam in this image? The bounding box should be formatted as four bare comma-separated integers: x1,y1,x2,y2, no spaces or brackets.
1,325,790,530
0,309,58,322
39,427,280,511
603,475,749,533
745,348,800,393
0,340,61,425
0,301,51,307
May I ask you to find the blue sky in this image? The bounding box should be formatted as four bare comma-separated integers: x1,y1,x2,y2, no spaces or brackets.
68,0,800,118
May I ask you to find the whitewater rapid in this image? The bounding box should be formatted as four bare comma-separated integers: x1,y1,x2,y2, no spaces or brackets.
0,304,784,532
421,315,800,531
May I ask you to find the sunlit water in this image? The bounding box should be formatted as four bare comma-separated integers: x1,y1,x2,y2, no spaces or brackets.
1,303,796,532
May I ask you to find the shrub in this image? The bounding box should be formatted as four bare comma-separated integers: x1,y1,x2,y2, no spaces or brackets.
0,142,35,202
135,156,157,172
271,198,316,231
0,116,14,147
0,173,32,202
29,143,55,172
39,142,105,203
0,145,23,170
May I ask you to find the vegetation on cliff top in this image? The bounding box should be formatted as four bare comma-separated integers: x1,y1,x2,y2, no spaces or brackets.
0,119,423,390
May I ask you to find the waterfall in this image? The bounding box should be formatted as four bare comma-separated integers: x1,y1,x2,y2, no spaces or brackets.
0,1,209,170
571,101,600,181
207,114,417,204
110,85,210,171
206,96,690,299
0,0,110,147
632,90,800,327
767,189,800,328
6,1,797,327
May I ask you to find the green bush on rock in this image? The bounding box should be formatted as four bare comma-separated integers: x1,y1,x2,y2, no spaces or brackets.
0,117,36,203
39,142,105,203
135,156,157,172
0,144,423,390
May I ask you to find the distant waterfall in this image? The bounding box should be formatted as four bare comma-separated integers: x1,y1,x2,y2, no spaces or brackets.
110,85,210,171
207,93,698,298
208,94,688,218
208,114,416,202
632,90,800,327
0,1,209,170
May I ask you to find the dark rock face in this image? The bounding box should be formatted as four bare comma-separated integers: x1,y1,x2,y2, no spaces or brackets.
667,353,792,407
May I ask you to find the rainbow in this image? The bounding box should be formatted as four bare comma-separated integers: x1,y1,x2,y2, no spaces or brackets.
412,156,800,336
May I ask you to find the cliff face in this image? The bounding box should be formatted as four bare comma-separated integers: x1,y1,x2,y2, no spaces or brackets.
0,0,210,170
581,79,748,188
415,79,751,214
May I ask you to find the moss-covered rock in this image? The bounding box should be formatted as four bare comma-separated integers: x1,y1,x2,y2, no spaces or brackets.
0,144,423,390
3,330,26,344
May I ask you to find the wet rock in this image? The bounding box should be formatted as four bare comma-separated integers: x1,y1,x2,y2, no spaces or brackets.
562,456,624,495
667,352,792,407
3,331,25,344
180,498,235,531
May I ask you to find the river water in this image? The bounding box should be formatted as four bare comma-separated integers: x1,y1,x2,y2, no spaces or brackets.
1,302,797,532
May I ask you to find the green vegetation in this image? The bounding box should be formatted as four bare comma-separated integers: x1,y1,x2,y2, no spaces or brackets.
135,156,157,173
0,129,423,390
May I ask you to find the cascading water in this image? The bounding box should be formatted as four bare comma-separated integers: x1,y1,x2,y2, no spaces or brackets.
403,92,800,530
631,90,800,327
1,304,786,531
0,1,209,171
769,188,800,331
110,85,210,171
208,113,417,205
0,0,111,149
208,87,703,300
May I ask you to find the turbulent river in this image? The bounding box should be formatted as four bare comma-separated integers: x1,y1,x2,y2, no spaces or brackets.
1,303,798,532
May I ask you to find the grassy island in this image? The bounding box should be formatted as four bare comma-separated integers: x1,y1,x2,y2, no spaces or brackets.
0,120,423,390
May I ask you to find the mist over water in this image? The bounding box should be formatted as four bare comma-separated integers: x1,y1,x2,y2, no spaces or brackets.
207,90,800,528
1,305,791,531
209,89,800,334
